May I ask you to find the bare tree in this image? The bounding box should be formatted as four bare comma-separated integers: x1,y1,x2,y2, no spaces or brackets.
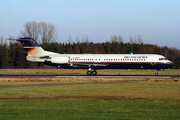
111,35,118,42
129,36,134,44
9,36,16,44
39,22,58,44
21,21,39,41
67,35,73,43
21,21,58,44
138,35,143,44
76,35,80,43
129,35,143,44
134,36,137,43
1,37,3,45
85,34,89,43
118,35,123,43
81,34,89,43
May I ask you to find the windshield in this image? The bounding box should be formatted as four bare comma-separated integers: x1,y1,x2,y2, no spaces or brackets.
159,58,167,61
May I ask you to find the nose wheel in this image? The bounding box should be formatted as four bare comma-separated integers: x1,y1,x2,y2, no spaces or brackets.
87,70,97,76
155,72,158,76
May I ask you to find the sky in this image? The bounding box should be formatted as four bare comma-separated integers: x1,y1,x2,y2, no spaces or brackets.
1,0,180,48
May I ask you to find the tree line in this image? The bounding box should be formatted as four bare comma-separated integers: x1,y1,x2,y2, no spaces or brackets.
0,21,180,69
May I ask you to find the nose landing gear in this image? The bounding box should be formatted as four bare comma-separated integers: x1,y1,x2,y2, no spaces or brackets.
155,69,164,76
155,72,158,76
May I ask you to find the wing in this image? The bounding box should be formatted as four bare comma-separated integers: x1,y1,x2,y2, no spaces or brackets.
70,63,108,68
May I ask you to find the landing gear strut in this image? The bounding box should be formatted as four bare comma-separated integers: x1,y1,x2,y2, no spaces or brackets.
87,70,97,76
155,69,164,76
155,72,158,76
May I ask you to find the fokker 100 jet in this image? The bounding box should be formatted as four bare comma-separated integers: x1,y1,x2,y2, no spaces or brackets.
9,37,175,76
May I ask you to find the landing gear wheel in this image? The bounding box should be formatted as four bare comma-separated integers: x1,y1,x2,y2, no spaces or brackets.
92,71,97,76
86,70,97,76
87,71,92,76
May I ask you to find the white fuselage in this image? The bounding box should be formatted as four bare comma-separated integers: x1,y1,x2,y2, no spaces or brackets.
27,50,174,70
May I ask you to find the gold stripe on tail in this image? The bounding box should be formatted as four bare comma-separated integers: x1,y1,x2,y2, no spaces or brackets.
27,48,38,54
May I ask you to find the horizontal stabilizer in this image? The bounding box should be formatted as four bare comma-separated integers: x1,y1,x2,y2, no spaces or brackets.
8,37,40,47
8,38,32,41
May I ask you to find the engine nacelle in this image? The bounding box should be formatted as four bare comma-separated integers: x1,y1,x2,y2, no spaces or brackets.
50,56,70,64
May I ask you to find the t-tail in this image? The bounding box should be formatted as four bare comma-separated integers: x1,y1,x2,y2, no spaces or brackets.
8,37,57,62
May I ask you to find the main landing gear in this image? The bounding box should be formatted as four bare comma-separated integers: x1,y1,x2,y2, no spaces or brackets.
87,70,97,76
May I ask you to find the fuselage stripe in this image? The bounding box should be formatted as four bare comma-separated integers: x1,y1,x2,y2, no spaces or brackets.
70,62,164,64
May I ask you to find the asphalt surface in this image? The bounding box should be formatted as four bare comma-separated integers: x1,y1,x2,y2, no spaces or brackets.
0,74,180,79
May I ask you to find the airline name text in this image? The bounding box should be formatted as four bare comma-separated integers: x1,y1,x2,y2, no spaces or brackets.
124,56,148,59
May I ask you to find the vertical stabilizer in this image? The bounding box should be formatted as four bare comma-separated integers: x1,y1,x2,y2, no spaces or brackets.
8,37,58,62
9,37,45,55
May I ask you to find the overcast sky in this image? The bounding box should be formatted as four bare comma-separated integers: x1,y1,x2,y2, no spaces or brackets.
1,0,180,48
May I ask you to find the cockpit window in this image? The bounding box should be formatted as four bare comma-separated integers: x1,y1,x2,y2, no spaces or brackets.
159,58,167,61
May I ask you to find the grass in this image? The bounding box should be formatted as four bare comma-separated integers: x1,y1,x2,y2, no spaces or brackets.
0,69,180,75
0,80,180,119
0,82,179,102
0,100,179,120
0,69,180,119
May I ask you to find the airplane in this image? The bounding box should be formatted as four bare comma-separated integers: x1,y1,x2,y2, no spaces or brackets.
9,37,175,76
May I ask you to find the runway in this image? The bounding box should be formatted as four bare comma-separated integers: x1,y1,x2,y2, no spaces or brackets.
0,74,180,79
